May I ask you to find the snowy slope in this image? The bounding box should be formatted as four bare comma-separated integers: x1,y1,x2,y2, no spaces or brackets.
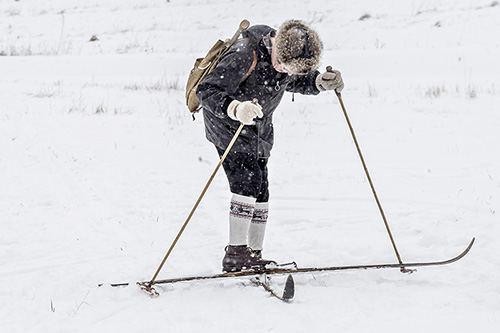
1,0,499,332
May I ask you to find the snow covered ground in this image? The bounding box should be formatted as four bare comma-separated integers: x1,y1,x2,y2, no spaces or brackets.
1,0,499,331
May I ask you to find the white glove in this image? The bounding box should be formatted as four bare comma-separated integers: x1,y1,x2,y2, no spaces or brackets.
315,67,344,93
227,99,263,125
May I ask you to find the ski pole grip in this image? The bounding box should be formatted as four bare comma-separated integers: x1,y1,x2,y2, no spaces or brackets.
326,66,342,98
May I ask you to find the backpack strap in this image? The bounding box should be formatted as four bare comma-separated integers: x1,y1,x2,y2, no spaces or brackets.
238,38,257,82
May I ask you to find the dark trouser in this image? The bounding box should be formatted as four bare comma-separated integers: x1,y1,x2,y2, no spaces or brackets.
216,147,269,203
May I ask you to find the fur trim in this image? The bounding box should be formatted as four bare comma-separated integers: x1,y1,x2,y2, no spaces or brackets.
275,20,322,75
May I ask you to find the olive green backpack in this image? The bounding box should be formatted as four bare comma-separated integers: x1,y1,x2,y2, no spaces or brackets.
185,20,257,118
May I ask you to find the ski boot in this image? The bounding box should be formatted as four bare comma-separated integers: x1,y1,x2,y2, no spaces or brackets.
222,245,276,272
250,249,264,259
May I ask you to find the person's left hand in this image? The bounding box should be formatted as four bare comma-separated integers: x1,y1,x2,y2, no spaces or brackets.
315,67,344,93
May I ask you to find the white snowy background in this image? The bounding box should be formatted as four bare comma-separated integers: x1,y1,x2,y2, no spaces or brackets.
1,0,498,332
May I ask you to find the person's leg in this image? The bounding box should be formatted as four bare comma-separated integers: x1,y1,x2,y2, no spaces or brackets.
217,148,263,199
216,149,274,271
248,157,269,255
228,193,256,246
248,202,268,256
217,148,262,246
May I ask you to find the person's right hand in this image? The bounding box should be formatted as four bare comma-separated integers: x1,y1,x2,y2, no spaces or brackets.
227,99,263,125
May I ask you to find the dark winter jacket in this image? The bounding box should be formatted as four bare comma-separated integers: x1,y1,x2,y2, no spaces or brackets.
196,25,321,158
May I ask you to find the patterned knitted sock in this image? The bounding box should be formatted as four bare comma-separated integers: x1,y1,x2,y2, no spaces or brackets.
228,193,256,246
248,202,268,251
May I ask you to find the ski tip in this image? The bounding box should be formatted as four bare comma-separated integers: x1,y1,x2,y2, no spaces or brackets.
282,274,295,301
463,237,475,256
456,237,475,258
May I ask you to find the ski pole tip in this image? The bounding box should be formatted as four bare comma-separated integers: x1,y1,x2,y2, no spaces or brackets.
137,282,160,297
400,267,417,274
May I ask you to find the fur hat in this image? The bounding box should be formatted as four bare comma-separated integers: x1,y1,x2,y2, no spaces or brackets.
274,20,322,75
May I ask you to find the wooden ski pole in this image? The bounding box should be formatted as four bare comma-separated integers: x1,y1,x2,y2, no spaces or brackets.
328,67,412,273
148,122,245,285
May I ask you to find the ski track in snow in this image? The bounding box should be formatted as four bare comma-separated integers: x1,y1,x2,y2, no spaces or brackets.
1,0,499,332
